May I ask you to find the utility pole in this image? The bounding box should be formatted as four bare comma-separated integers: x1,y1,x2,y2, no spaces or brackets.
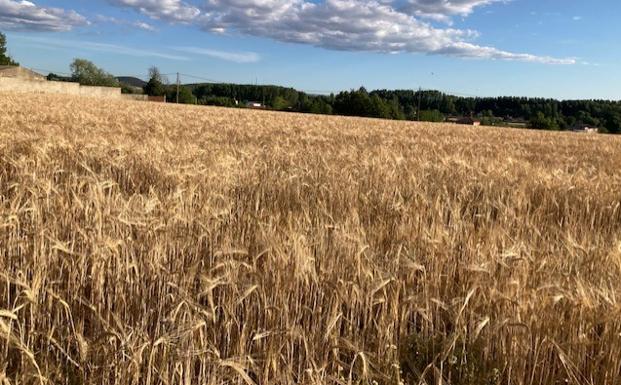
176,72,180,104
417,87,422,121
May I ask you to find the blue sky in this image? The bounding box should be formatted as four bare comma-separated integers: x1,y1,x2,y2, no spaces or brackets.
1,0,619,99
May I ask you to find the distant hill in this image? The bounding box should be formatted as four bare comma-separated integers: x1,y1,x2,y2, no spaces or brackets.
117,76,147,88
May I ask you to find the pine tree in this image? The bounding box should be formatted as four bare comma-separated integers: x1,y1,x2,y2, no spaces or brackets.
0,32,18,66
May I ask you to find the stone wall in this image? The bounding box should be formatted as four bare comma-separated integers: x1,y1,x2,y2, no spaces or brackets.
121,94,149,101
0,66,46,81
0,77,122,99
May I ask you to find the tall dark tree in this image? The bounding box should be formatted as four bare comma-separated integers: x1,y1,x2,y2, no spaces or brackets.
0,32,18,66
144,66,167,97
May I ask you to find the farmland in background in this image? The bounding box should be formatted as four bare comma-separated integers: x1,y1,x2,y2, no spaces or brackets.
1,93,621,385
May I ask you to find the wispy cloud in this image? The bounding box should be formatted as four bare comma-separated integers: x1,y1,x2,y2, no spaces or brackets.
13,35,189,61
403,0,507,23
95,14,156,31
175,46,260,63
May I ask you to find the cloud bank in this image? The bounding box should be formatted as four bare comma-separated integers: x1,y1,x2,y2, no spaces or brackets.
0,0,88,31
1,0,575,64
109,0,200,22
403,0,506,22
109,0,574,64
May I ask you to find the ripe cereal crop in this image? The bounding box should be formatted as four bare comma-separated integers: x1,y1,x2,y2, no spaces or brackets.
1,93,621,385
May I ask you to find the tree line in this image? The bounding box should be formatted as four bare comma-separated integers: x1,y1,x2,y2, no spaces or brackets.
0,32,18,66
186,85,621,134
36,59,621,134
2,27,620,134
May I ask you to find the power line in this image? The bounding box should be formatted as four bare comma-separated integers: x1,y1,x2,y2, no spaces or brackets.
30,65,484,99
300,89,334,95
30,68,71,76
179,73,220,83
176,72,180,104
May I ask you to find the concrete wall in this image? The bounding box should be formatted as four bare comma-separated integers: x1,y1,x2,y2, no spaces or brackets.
121,94,149,101
0,77,122,99
0,66,46,81
78,83,121,99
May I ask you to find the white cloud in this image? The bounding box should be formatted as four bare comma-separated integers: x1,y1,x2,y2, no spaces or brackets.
435,42,575,64
402,0,506,22
108,0,199,22
0,0,88,31
134,21,156,31
95,14,156,31
104,0,575,65
176,46,260,63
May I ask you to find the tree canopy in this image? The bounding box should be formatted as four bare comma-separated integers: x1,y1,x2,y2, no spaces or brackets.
143,66,167,97
70,59,119,87
0,31,18,66
184,84,621,133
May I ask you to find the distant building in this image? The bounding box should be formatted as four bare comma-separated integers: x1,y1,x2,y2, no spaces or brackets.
571,124,599,134
245,101,264,109
148,95,167,103
456,117,481,126
0,66,45,81
504,120,529,129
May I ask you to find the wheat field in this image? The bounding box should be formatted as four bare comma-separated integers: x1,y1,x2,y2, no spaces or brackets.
1,92,621,385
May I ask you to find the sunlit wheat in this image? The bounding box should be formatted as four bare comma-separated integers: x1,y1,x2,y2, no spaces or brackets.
1,92,621,385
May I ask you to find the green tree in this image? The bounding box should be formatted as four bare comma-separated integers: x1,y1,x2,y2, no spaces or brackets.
47,73,68,82
271,96,289,110
201,96,237,107
530,112,559,130
144,66,167,97
70,59,119,87
167,85,196,104
310,98,332,115
370,94,390,118
0,31,18,66
419,110,445,122
144,77,166,97
388,96,405,120
177,86,196,104
603,110,621,134
148,66,167,84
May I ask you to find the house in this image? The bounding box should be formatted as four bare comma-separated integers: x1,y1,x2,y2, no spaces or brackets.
504,120,529,129
148,95,166,103
571,124,599,134
0,66,45,81
245,101,264,109
456,117,481,126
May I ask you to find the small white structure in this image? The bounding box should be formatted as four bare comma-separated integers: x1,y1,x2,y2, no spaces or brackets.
245,101,263,108
572,124,599,134
456,117,481,126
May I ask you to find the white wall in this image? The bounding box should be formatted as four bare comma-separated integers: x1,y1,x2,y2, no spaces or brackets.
0,78,122,99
